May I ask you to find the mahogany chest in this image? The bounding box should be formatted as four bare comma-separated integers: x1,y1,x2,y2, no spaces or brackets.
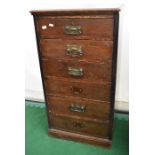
31,9,119,148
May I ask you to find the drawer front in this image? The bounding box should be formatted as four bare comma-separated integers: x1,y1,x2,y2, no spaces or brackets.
42,58,112,82
37,17,113,40
47,96,110,120
50,115,110,138
40,39,113,62
44,77,111,101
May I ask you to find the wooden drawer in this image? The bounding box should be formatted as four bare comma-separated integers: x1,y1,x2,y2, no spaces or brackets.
37,16,113,40
40,39,113,62
47,96,110,120
44,77,111,101
50,115,110,138
42,58,112,82
37,17,113,40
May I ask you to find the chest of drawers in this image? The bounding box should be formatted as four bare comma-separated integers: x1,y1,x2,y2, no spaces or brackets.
31,9,119,148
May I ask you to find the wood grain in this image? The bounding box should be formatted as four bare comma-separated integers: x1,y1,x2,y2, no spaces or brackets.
31,9,119,148
50,115,110,138
48,128,112,148
47,95,110,120
40,39,113,62
37,18,113,40
44,76,111,101
42,58,112,82
30,8,120,16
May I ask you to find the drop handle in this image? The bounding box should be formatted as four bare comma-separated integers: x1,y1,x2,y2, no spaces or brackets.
68,67,83,77
64,25,82,35
69,104,86,113
66,44,83,57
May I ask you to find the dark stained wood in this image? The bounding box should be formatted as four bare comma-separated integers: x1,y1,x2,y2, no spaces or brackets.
109,12,119,140
40,39,113,62
47,95,110,120
32,16,52,127
44,76,111,101
30,8,120,16
49,115,110,138
48,129,112,148
31,9,119,148
36,18,113,40
42,58,112,82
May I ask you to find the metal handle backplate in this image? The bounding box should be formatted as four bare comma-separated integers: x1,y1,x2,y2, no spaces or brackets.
68,67,83,77
64,25,82,35
66,44,83,57
69,104,86,113
70,86,83,95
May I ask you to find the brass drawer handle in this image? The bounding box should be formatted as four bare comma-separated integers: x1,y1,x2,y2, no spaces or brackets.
70,86,83,95
72,122,84,129
66,44,83,57
68,67,83,77
69,104,86,113
64,25,82,35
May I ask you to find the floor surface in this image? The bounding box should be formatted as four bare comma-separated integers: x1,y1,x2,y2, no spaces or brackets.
25,100,129,155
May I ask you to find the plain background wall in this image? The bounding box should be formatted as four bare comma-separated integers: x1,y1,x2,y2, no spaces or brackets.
2,1,155,154
25,0,129,111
